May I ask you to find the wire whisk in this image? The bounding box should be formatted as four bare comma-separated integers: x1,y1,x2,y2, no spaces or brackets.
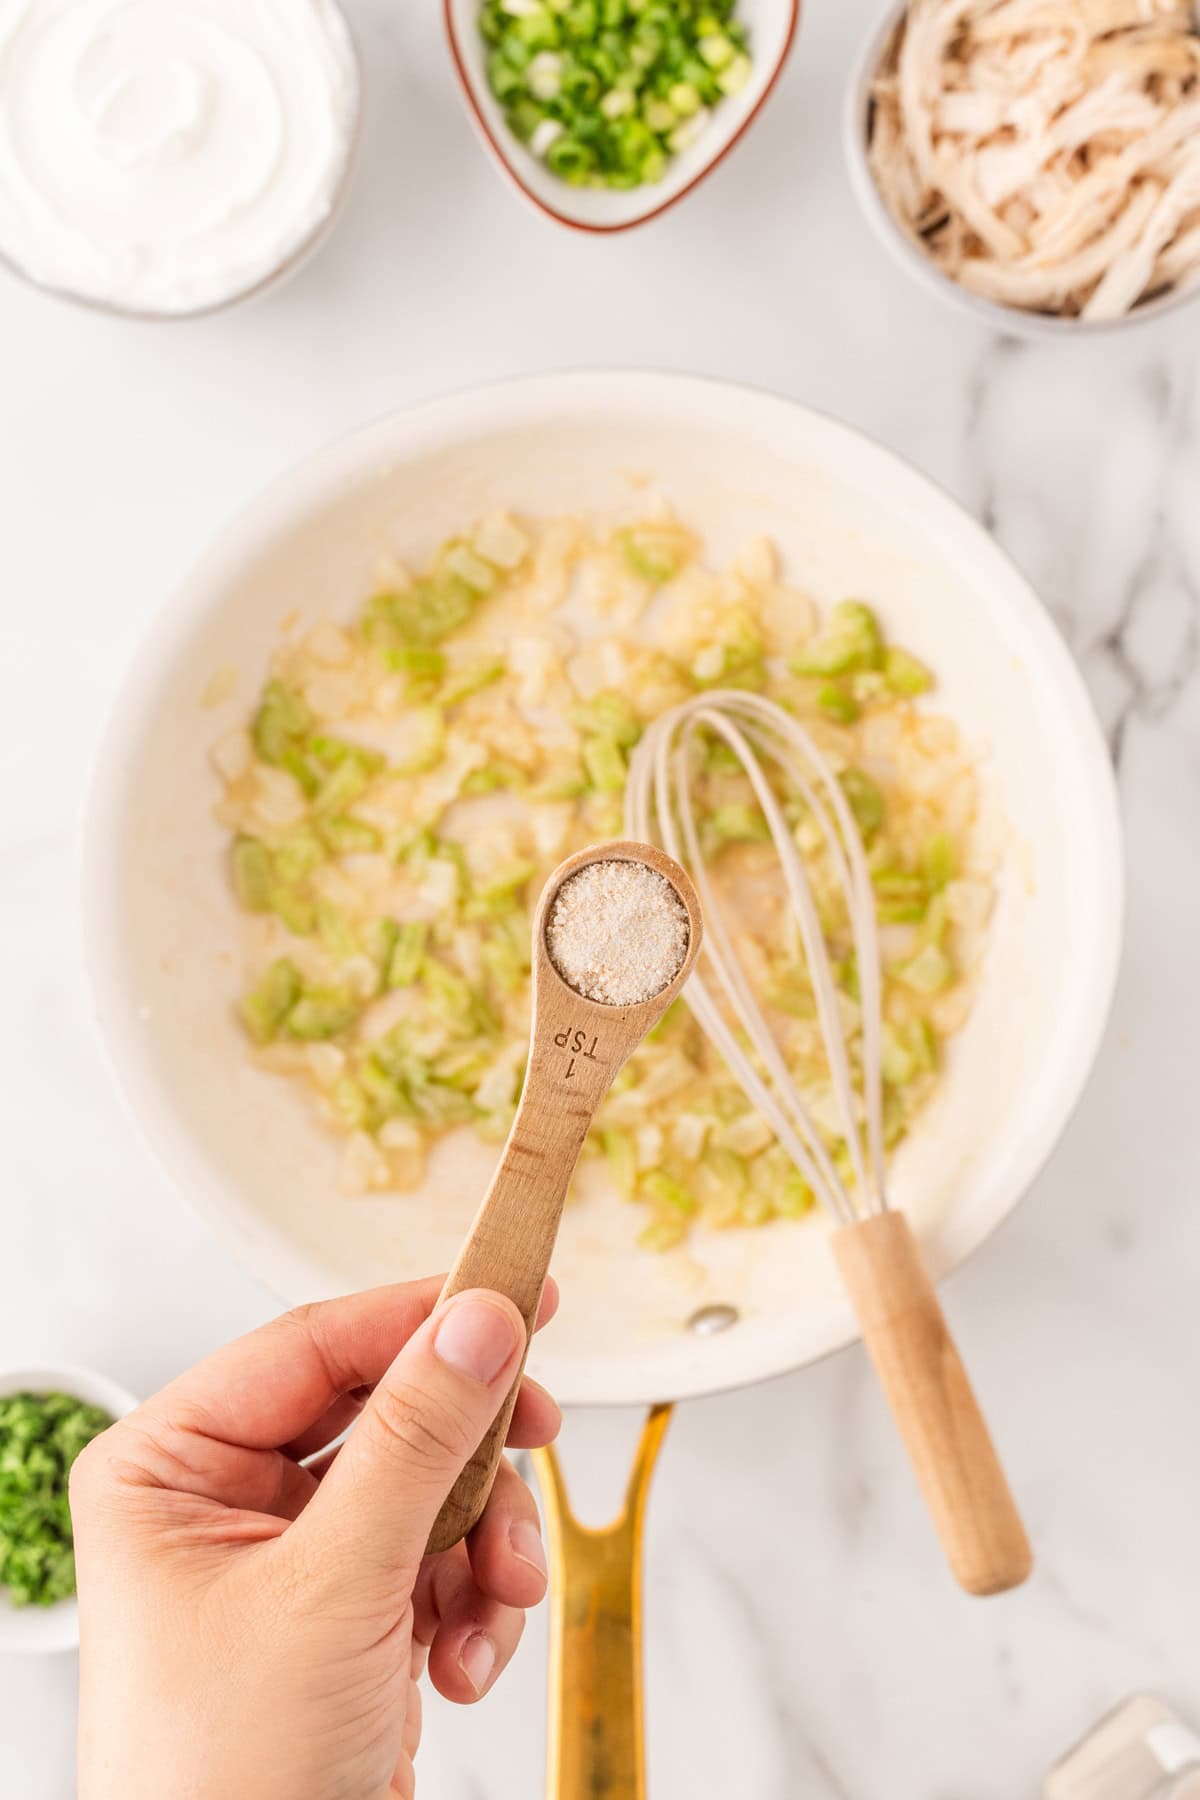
627,687,887,1228
624,687,1033,1597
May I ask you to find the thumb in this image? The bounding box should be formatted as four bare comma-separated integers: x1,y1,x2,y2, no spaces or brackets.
294,1289,526,1591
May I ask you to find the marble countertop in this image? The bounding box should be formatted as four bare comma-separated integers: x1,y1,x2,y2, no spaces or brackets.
2,2,1198,1795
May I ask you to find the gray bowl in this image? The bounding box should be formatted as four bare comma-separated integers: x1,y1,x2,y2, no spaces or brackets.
844,0,1200,340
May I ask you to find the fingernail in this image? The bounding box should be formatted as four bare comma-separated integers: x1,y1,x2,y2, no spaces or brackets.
434,1295,522,1385
459,1632,496,1695
509,1518,548,1581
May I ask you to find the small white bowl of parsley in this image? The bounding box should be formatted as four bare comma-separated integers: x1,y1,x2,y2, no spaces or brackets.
0,1367,136,1655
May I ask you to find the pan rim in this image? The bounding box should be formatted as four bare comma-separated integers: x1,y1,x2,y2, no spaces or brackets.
80,369,1125,1407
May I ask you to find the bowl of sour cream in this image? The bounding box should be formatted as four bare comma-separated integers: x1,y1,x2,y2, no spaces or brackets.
0,0,362,320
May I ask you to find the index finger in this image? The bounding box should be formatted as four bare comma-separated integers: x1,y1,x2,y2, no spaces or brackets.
139,1276,560,1453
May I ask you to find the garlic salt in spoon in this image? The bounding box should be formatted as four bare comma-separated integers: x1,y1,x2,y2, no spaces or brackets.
427,843,702,1554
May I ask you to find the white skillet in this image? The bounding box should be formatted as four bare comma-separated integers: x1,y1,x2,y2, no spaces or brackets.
81,371,1123,1794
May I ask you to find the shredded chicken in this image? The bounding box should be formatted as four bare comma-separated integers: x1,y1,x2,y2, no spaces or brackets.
868,0,1200,318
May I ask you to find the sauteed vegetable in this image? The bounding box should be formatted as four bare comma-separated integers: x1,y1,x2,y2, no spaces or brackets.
214,511,996,1249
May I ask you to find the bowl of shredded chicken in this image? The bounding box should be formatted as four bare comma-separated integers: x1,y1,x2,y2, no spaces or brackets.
849,0,1200,328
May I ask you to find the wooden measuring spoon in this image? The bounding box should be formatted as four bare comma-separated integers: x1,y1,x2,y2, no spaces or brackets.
427,841,702,1555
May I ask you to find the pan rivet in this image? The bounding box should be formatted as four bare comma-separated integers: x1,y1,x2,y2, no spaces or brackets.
687,1303,740,1336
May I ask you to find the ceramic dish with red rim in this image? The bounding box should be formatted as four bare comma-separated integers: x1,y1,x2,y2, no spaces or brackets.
445,0,800,231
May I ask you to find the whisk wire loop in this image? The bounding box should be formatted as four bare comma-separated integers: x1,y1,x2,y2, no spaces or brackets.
625,689,889,1225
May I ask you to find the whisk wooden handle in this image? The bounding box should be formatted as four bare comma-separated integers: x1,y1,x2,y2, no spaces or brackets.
833,1210,1032,1597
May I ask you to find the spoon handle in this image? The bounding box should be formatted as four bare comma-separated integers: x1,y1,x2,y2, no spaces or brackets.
425,1006,630,1554
834,1209,1032,1596
426,840,702,1556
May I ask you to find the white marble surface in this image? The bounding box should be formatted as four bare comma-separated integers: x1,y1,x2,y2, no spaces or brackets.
2,1,1199,1795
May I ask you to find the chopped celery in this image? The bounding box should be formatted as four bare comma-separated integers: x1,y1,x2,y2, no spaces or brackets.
616,526,689,584
313,757,369,817
441,657,505,706
922,890,951,948
690,609,765,691
704,735,744,775
602,1128,638,1200
582,735,627,793
817,681,859,724
644,996,685,1043
422,956,475,1023
270,886,317,936
880,1021,916,1085
232,837,272,912
775,1168,814,1217
893,944,953,994
241,959,302,1044
308,735,386,775
640,1170,696,1215
462,761,528,794
851,669,889,705
877,899,927,924
883,1088,909,1148
272,831,326,885
921,833,956,892
319,815,381,856
434,1047,492,1090
330,1077,369,1130
382,646,447,682
365,917,399,973
832,953,860,1002
387,921,429,988
480,919,530,993
284,990,361,1040
884,646,933,696
790,600,882,677
704,1147,749,1200
766,969,815,1017
530,763,588,802
252,680,311,764
394,705,446,774
872,868,925,900
408,1076,476,1126
910,1018,937,1073
464,862,537,921
705,803,769,848
278,745,320,799
360,1056,408,1118
317,903,358,961
570,692,642,748
362,577,476,648
839,768,884,841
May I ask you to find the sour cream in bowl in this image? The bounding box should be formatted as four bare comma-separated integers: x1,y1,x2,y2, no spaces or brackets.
0,0,361,319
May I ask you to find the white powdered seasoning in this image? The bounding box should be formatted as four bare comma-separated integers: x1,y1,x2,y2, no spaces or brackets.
546,860,689,1007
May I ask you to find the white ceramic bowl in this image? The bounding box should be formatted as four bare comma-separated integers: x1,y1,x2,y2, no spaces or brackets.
445,0,799,231
0,1366,137,1656
82,371,1123,1409
845,0,1200,341
0,7,362,324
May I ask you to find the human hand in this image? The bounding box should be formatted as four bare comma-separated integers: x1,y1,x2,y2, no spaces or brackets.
71,1278,560,1800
